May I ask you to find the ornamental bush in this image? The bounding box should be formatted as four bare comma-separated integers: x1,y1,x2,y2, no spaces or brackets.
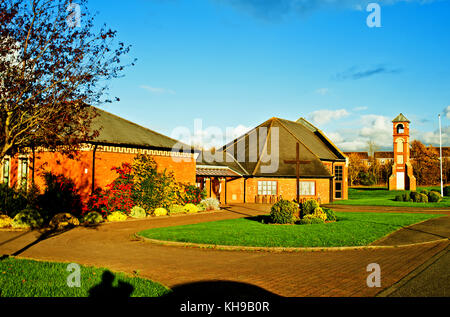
49,213,80,230
130,206,147,219
37,172,83,222
107,211,128,222
168,204,186,215
0,215,12,228
417,193,429,203
298,216,325,225
301,199,319,216
153,208,168,217
11,208,44,229
183,203,199,214
0,183,29,218
270,199,297,224
82,212,104,225
428,191,442,203
198,198,220,212
322,207,337,222
179,184,206,205
444,186,450,197
312,207,327,221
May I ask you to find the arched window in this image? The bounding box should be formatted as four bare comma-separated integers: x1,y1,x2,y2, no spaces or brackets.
396,124,404,134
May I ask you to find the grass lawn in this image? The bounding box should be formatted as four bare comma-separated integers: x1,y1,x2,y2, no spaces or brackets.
330,186,450,208
138,212,442,248
0,257,171,297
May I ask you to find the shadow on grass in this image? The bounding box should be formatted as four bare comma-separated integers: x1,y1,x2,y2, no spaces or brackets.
88,271,134,298
351,187,388,191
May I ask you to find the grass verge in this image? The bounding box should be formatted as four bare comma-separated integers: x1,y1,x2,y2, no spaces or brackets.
0,257,171,297
138,212,442,248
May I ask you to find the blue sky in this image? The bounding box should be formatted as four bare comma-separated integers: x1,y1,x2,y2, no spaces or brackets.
87,0,450,151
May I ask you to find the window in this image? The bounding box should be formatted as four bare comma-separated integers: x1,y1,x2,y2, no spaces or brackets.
334,166,343,181
397,155,404,164
19,158,28,189
397,139,403,152
299,181,315,196
396,124,404,134
2,158,10,185
257,181,277,195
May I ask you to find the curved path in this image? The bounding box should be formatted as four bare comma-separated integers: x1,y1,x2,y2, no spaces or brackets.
0,205,448,297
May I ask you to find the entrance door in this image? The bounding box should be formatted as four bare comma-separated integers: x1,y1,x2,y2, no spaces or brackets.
396,172,405,190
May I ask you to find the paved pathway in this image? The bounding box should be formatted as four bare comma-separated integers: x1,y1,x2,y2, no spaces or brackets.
0,205,448,297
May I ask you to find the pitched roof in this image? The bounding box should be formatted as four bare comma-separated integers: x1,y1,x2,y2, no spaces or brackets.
374,151,394,159
201,117,346,178
88,107,192,151
344,152,369,160
392,113,410,123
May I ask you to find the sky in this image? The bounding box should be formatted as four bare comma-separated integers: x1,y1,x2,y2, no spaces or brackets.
85,0,450,151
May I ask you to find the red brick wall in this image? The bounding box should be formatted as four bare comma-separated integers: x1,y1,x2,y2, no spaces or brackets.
6,150,196,201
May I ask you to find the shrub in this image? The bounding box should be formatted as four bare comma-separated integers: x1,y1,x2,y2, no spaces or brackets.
428,191,442,203
301,199,319,216
322,207,337,222
410,191,420,202
444,186,450,197
132,155,180,211
198,198,220,212
168,204,186,215
11,208,44,229
130,206,147,219
418,189,429,196
417,193,429,203
37,172,83,222
312,207,327,221
401,192,411,202
49,213,80,230
154,208,168,217
107,211,128,222
270,199,297,224
298,216,325,225
82,212,104,225
0,183,28,218
179,184,206,205
0,215,13,228
183,203,199,214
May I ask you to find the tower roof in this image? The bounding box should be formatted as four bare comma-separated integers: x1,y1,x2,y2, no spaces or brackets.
392,113,410,123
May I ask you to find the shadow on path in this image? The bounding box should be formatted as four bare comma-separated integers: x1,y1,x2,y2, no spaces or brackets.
164,280,280,300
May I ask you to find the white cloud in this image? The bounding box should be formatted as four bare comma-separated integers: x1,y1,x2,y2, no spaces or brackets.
140,85,176,95
308,109,350,126
315,88,329,95
444,106,450,119
353,106,368,111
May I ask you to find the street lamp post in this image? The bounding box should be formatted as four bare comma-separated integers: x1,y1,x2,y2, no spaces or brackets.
439,114,443,197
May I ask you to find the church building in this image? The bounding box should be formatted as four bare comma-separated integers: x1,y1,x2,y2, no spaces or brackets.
197,117,349,204
0,107,197,200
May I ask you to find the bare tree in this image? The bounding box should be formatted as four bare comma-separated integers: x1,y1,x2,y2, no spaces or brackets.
366,140,379,158
0,0,134,161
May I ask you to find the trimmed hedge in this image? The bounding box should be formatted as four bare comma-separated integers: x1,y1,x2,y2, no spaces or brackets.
11,208,44,229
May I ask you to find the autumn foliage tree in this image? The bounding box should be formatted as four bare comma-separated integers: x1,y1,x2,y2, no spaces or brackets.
0,0,134,161
410,140,441,185
347,153,366,186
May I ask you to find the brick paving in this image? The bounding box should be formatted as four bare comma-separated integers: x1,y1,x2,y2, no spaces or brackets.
0,204,448,297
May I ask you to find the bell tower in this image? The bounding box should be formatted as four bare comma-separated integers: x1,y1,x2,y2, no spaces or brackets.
388,113,416,191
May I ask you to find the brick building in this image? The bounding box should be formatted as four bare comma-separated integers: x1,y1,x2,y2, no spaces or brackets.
197,117,348,204
0,108,196,200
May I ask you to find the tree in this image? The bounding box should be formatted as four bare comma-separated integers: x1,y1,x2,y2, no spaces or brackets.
410,140,440,185
0,0,134,161
347,153,366,186
366,140,379,158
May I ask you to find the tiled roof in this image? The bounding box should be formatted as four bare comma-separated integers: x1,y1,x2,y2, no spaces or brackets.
374,152,394,159
196,165,242,177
